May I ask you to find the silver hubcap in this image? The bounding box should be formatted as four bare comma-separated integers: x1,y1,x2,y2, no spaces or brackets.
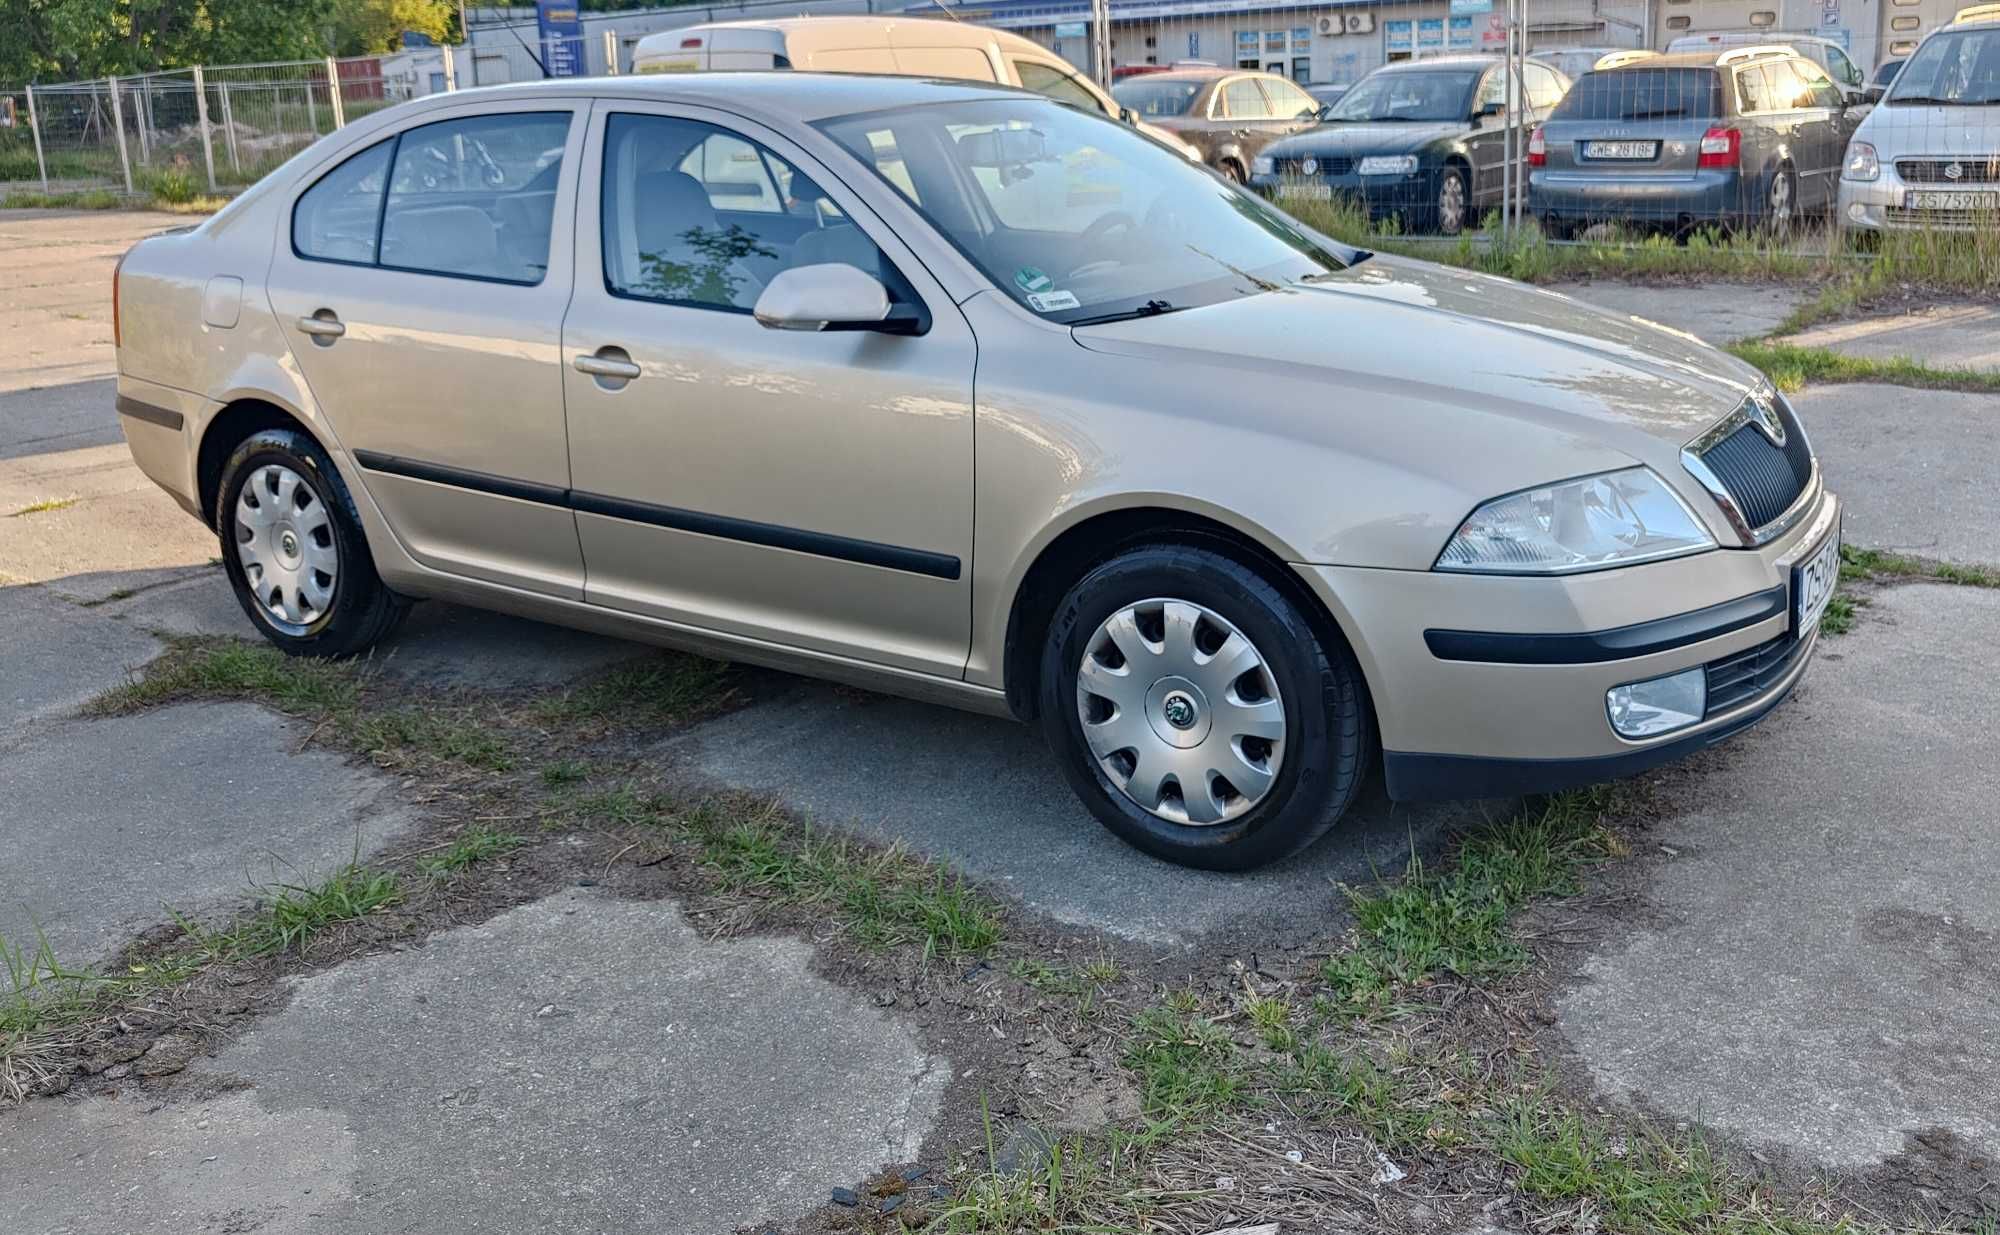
1440,173,1466,232
1076,599,1286,826
235,463,337,627
1771,175,1792,225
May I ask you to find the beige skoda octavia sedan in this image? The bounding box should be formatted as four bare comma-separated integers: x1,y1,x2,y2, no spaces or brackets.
113,73,1840,870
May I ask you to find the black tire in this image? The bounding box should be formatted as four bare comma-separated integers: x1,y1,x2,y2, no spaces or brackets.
1037,544,1372,871
1539,214,1581,242
1219,159,1247,185
216,428,409,657
1435,164,1470,236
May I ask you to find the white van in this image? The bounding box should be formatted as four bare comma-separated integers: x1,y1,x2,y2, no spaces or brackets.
1665,30,1868,96
630,16,1200,158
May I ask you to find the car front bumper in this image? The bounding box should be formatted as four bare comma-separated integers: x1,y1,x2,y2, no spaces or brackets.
1254,169,1440,222
1294,485,1839,800
1836,169,2000,231
1530,168,1750,225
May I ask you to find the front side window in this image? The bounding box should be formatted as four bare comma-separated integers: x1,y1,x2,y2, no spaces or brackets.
378,112,571,283
1263,76,1319,117
601,112,896,314
293,139,392,264
817,98,1352,326
1330,69,1482,121
1888,28,2000,104
1825,45,1863,86
1014,60,1108,113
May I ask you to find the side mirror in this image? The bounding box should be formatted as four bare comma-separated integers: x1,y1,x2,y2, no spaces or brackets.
1315,103,1333,121
1476,100,1506,120
1861,84,1885,105
753,264,921,335
1119,105,1138,124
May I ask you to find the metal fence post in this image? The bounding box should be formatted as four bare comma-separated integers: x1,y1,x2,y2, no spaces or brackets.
108,76,134,194
306,76,318,134
23,84,48,193
442,44,458,92
603,29,620,75
218,79,241,173
192,65,217,193
326,57,346,128
133,78,151,166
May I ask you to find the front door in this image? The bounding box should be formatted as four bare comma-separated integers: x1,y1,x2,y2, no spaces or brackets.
266,103,587,598
559,102,977,677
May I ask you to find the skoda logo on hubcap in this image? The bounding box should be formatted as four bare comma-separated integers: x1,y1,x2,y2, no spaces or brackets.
1161,692,1198,730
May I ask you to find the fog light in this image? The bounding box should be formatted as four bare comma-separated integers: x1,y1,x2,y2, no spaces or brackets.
1847,201,1868,223
1606,667,1706,739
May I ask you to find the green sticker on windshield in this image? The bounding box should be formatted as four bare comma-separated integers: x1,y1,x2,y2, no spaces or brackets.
1014,266,1053,294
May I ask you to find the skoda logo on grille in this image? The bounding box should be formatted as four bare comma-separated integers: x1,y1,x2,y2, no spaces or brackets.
1300,157,1318,176
1945,161,1966,181
1748,395,1788,447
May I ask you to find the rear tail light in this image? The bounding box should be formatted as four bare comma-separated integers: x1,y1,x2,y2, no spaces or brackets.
1527,125,1546,168
1697,126,1741,168
680,37,702,48
112,249,126,350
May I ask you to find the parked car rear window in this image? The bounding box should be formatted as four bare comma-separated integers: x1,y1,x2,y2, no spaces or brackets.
1111,78,1205,117
379,112,572,284
1550,68,1722,120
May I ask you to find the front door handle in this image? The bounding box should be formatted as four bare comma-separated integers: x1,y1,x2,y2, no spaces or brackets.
573,351,641,381
296,312,345,339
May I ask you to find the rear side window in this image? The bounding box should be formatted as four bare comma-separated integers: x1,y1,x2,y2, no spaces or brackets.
292,140,393,265
380,112,572,284
1551,68,1722,120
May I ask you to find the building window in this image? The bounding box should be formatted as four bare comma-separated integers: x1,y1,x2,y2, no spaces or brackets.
1292,56,1311,81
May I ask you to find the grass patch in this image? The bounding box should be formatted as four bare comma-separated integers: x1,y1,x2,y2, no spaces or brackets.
422,827,526,878
348,706,514,771
9,495,78,517
86,638,360,717
530,654,729,729
1842,543,2000,589
1819,592,1861,636
0,188,125,210
176,865,402,962
1124,996,1246,1122
1724,340,2000,394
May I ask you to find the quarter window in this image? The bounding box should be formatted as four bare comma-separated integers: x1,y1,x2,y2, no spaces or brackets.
378,112,571,284
600,112,898,314
292,140,392,264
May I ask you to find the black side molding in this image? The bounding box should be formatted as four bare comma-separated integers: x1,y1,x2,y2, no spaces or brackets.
1424,585,1787,666
351,449,961,581
115,395,184,431
1383,660,1805,801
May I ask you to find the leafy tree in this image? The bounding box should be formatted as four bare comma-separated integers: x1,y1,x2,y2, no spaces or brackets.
325,0,455,56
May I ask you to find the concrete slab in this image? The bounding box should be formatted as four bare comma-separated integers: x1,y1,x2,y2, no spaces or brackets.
1,582,160,733
0,701,413,965
1545,280,1802,345
662,680,1503,948
1790,384,2000,566
1559,585,2000,1167
0,889,951,1234
1789,301,2000,372
0,210,192,396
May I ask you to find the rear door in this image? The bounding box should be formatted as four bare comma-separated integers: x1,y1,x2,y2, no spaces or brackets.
1789,58,1850,204
266,103,587,598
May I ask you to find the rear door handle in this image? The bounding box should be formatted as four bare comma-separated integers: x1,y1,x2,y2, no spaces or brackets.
573,350,641,381
296,313,345,339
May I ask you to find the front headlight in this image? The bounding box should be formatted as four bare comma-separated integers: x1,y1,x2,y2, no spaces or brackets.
1842,140,1879,182
1253,155,1275,177
1356,154,1418,175
1435,467,1716,574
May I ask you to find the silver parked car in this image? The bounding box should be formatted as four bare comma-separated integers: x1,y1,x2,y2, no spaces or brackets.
113,74,1839,870
1531,46,1862,238
1839,8,2000,236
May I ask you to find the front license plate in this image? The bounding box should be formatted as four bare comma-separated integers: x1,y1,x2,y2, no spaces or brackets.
1583,140,1658,160
1906,189,2000,211
1278,183,1333,201
1792,523,1842,635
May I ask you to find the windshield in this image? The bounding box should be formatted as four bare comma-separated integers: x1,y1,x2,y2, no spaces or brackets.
816,99,1352,326
1111,77,1205,117
1889,28,2000,104
1326,69,1481,122
1550,67,1722,120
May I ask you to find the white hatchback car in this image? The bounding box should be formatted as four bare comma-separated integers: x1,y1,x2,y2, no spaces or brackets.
1839,9,2000,234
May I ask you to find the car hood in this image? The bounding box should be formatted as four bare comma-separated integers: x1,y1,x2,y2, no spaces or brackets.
1070,254,1764,516
1264,121,1468,157
1858,101,2000,152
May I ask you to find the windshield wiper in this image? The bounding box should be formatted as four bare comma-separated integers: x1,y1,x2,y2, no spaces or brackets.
1068,299,1184,327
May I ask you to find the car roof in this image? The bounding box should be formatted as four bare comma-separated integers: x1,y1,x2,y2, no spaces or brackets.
1130,66,1237,81
1598,49,1768,68
1376,54,1501,71
383,70,1021,124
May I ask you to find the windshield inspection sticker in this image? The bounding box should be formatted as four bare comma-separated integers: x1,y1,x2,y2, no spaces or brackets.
1026,290,1080,312
1014,266,1053,294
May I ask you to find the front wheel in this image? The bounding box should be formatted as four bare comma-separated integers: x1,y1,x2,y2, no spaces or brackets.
1435,165,1469,236
1038,545,1371,871
217,428,409,657
1762,166,1798,242
1219,159,1246,184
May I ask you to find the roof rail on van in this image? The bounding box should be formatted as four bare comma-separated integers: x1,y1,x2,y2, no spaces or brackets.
1714,45,1797,64
1952,3,2000,23
1593,49,1660,69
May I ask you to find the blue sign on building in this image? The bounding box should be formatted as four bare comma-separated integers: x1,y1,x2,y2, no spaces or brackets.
536,0,587,78
1188,30,1199,57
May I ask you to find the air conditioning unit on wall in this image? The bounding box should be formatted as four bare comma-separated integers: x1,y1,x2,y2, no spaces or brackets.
1316,14,1341,35
1346,12,1376,34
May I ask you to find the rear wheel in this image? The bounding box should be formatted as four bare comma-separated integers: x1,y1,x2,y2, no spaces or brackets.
1763,166,1797,242
217,428,409,657
1038,545,1371,871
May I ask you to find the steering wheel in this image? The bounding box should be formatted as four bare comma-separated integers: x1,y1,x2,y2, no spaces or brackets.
1068,211,1138,280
